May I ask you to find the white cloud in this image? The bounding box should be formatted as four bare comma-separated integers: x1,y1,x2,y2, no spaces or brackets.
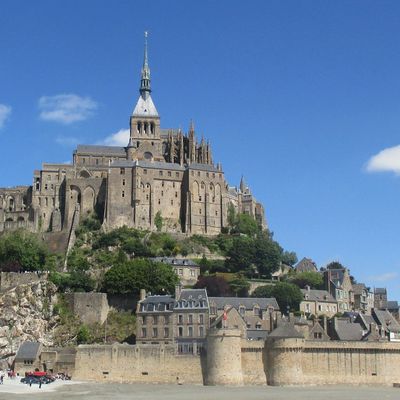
366,145,400,175
55,135,80,146
0,104,12,129
38,94,97,124
100,128,130,146
368,272,398,282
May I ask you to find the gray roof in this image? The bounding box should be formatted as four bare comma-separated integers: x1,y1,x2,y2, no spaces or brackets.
151,257,199,267
247,330,269,340
295,258,318,273
132,94,159,117
373,309,400,333
387,301,399,310
76,145,127,155
189,163,221,172
15,341,41,361
140,295,175,312
175,289,209,309
268,323,304,339
110,159,185,171
209,297,279,311
301,289,336,303
334,319,364,341
374,288,387,295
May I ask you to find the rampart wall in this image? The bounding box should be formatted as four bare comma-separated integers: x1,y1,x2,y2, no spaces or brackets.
0,272,47,292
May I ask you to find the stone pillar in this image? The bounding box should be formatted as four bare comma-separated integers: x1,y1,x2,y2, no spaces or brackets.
205,328,243,386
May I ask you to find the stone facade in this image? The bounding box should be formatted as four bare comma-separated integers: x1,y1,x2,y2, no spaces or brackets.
300,287,338,317
0,37,266,241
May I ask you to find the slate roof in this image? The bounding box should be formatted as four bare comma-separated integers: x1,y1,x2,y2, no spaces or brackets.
268,322,304,339
209,297,279,311
373,309,400,333
247,330,269,340
189,163,221,172
151,257,199,267
175,289,209,310
15,341,41,361
301,289,336,303
295,258,318,273
132,94,159,117
110,160,185,171
334,319,364,341
387,301,399,310
139,295,175,312
374,288,387,295
76,145,127,155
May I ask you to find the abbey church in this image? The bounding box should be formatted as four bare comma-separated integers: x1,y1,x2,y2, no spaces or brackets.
0,36,266,238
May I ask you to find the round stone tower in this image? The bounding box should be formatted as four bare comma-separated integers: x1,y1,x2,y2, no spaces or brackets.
266,323,305,386
206,328,243,386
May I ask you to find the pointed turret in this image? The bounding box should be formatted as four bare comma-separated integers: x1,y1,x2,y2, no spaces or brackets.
240,176,247,193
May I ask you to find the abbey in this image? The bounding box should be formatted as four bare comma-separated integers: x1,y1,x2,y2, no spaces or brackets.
0,36,266,237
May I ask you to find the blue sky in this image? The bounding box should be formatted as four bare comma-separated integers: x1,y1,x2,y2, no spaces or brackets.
1,1,400,299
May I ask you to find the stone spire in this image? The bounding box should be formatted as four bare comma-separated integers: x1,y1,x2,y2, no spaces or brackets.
140,31,151,100
240,176,247,193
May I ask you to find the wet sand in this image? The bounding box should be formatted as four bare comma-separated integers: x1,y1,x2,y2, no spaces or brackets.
0,379,399,400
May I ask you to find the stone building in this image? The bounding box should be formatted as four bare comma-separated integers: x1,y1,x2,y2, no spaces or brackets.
300,287,338,317
151,257,200,286
324,268,354,312
136,288,209,354
374,287,388,309
352,283,374,314
0,34,266,241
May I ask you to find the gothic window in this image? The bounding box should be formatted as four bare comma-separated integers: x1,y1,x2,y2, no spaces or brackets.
151,122,155,134
137,122,141,133
137,141,140,147
201,183,205,189
45,198,48,206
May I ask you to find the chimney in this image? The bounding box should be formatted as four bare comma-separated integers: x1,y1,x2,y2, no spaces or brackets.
140,289,146,301
305,285,311,292
175,284,182,300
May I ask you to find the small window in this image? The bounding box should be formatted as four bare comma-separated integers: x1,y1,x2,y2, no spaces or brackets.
199,314,204,324
175,192,178,198
197,171,200,177
44,184,48,190
164,328,169,338
162,181,164,187
96,159,99,165
199,326,204,337
122,179,126,186
152,328,158,338
153,316,158,324
176,172,179,177
144,169,147,175
161,191,164,196
159,171,163,176
178,315,183,324
120,168,125,175
199,209,202,214
165,315,170,324
141,328,147,338
188,327,193,337
170,200,173,205
188,314,193,324
168,171,171,177
158,199,161,205
178,327,183,337
122,191,125,198
146,194,149,200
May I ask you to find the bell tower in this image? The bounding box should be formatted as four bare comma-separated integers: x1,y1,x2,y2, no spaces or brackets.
128,32,163,162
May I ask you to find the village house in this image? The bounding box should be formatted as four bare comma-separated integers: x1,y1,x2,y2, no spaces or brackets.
300,287,338,317
324,268,354,312
151,257,200,286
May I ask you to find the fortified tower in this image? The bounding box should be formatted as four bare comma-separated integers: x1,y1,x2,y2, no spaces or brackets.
265,323,305,385
205,328,243,386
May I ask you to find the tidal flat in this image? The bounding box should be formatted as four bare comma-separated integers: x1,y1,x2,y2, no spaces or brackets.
1,381,400,400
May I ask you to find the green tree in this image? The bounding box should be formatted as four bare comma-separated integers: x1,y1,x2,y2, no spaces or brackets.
154,211,163,232
229,274,250,297
281,251,298,266
227,203,236,228
288,271,323,289
326,261,345,270
234,213,260,236
252,282,303,313
253,232,282,277
77,324,91,344
0,231,50,272
225,236,255,273
102,259,179,295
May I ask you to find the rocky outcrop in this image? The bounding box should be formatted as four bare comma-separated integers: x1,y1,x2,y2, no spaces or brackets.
0,280,59,357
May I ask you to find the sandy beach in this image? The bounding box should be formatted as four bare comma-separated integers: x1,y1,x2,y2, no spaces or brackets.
0,379,399,400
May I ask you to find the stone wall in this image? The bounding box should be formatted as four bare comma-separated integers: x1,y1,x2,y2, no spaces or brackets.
266,338,400,386
0,272,47,292
74,343,205,384
65,292,109,325
73,338,400,386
